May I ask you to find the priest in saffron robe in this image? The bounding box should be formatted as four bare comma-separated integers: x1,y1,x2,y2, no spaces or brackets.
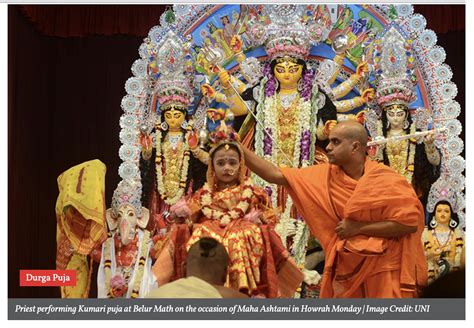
242,121,427,298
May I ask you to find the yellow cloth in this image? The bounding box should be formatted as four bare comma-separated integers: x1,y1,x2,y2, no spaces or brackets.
55,159,107,255
61,253,90,298
55,159,108,298
422,227,465,283
145,276,222,298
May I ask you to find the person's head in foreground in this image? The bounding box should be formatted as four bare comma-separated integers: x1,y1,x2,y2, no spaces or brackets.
186,237,229,285
145,238,233,298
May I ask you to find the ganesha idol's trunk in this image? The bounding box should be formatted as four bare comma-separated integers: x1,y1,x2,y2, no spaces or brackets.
119,218,136,246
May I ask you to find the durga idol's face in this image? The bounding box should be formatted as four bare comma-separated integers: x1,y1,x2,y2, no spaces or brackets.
274,60,303,89
164,108,186,131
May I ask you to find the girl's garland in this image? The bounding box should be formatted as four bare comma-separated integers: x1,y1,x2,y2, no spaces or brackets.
200,179,254,226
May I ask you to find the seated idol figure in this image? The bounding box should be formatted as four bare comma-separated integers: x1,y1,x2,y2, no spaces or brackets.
423,198,465,285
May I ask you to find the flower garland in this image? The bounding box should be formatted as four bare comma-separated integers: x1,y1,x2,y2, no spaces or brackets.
374,120,386,161
129,230,150,299
406,123,417,184
253,77,273,196
103,234,112,295
290,218,310,266
155,121,191,205
308,82,321,162
104,230,150,298
200,179,253,226
253,74,318,270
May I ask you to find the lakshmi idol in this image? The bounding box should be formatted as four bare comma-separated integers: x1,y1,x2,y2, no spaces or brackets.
367,26,441,207
139,31,206,243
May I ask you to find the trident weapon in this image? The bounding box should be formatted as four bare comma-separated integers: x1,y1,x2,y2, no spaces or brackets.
201,44,294,165
367,127,447,147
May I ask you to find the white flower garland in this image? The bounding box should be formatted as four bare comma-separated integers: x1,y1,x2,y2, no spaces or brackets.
308,83,321,163
406,123,417,184
129,230,150,298
296,99,312,167
291,219,310,267
253,78,274,204
252,80,315,269
374,120,386,161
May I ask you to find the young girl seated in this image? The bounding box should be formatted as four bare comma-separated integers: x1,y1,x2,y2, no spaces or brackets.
152,123,303,297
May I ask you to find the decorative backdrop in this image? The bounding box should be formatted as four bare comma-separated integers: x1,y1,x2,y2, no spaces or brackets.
8,4,465,298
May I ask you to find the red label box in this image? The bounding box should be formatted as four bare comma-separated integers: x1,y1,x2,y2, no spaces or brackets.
19,270,76,287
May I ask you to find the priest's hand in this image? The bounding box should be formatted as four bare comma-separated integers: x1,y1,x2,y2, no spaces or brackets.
335,219,362,239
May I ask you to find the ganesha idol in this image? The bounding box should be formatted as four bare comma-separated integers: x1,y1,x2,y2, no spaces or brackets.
96,180,157,298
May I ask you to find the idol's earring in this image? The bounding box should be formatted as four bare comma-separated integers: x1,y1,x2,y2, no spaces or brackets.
160,121,169,131
181,121,188,130
386,120,390,129
429,218,438,229
403,117,410,130
297,78,304,92
449,218,458,229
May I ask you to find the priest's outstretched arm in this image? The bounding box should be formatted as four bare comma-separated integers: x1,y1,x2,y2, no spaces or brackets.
241,144,288,187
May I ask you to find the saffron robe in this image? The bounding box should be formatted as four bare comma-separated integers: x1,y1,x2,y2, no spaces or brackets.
281,160,427,298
